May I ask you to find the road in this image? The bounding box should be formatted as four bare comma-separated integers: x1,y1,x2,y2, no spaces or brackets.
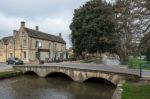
142,70,150,78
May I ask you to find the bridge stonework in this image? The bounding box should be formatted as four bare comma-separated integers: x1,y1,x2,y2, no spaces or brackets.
13,65,139,86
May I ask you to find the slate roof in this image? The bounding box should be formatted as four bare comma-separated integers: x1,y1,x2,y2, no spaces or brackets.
2,36,13,45
24,28,66,44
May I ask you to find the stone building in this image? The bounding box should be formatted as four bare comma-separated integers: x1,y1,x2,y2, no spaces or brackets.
0,21,66,63
66,47,74,59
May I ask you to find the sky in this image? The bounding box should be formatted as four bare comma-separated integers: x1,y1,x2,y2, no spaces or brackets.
0,0,113,48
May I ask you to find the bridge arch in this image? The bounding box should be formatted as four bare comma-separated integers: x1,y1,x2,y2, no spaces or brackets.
83,77,116,86
13,64,138,86
24,71,39,76
80,72,120,86
45,72,74,81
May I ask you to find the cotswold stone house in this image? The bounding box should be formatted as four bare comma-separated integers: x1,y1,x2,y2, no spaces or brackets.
0,21,66,63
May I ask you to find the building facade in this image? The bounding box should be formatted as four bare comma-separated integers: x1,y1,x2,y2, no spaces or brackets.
0,21,66,63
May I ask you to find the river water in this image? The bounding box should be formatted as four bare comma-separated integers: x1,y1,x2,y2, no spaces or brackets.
0,75,115,99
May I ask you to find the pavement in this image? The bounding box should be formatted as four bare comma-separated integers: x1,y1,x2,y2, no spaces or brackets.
0,62,13,72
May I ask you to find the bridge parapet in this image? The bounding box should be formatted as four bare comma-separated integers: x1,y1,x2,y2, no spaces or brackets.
13,63,140,86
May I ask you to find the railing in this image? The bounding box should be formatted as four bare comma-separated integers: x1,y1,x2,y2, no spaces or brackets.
139,63,150,77
129,59,150,68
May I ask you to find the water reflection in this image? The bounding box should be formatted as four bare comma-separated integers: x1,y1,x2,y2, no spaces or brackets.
0,75,116,99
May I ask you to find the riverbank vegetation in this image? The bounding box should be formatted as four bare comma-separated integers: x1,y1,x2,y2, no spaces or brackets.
0,70,21,79
122,82,150,99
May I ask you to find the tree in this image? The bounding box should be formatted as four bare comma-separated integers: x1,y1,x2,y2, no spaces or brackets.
70,0,119,57
140,32,150,60
114,0,150,64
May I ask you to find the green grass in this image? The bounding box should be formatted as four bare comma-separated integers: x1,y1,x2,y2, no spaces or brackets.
122,83,150,99
129,58,150,70
0,71,21,79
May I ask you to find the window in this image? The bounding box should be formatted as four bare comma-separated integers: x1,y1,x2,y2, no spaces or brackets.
10,53,13,57
35,52,40,59
61,45,64,51
49,43,51,49
23,51,26,59
35,41,42,48
54,44,57,50
23,39,27,47
35,41,39,48
0,42,2,48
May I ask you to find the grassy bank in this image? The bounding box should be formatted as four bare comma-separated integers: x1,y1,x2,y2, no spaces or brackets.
122,82,150,99
0,70,21,79
129,59,150,70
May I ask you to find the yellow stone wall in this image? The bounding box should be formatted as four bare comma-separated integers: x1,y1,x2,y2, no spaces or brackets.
0,45,15,62
0,25,66,63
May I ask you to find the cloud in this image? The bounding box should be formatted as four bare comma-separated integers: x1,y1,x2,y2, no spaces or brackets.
0,0,88,17
0,13,24,36
0,0,90,48
0,13,72,47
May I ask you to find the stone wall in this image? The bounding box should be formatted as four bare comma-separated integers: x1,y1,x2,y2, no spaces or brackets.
0,22,66,63
14,66,126,86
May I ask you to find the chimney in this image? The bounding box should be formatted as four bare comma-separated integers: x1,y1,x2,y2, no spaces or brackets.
21,21,25,27
59,33,62,38
35,26,39,31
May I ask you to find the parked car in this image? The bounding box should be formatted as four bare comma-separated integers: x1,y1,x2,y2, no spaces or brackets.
6,57,23,65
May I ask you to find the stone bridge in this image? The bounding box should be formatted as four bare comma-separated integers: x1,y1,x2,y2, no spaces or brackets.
13,63,140,86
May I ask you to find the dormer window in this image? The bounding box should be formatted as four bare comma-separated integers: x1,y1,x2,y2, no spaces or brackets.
9,40,14,49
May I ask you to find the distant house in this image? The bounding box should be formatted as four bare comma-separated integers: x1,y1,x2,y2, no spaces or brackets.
0,36,14,62
66,47,74,59
0,21,66,63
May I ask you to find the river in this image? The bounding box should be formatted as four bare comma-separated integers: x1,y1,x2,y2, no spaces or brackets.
0,75,116,99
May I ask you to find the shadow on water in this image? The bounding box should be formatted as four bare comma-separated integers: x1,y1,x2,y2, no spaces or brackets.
24,71,38,76
77,77,117,99
46,72,73,80
0,72,116,99
84,77,116,87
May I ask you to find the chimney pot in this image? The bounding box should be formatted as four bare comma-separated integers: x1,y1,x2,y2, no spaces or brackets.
21,21,25,27
59,33,62,38
35,26,39,31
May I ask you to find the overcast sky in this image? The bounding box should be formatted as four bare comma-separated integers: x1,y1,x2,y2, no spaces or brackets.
0,0,113,48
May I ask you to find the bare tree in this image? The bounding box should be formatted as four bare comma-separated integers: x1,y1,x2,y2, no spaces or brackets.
114,0,150,64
